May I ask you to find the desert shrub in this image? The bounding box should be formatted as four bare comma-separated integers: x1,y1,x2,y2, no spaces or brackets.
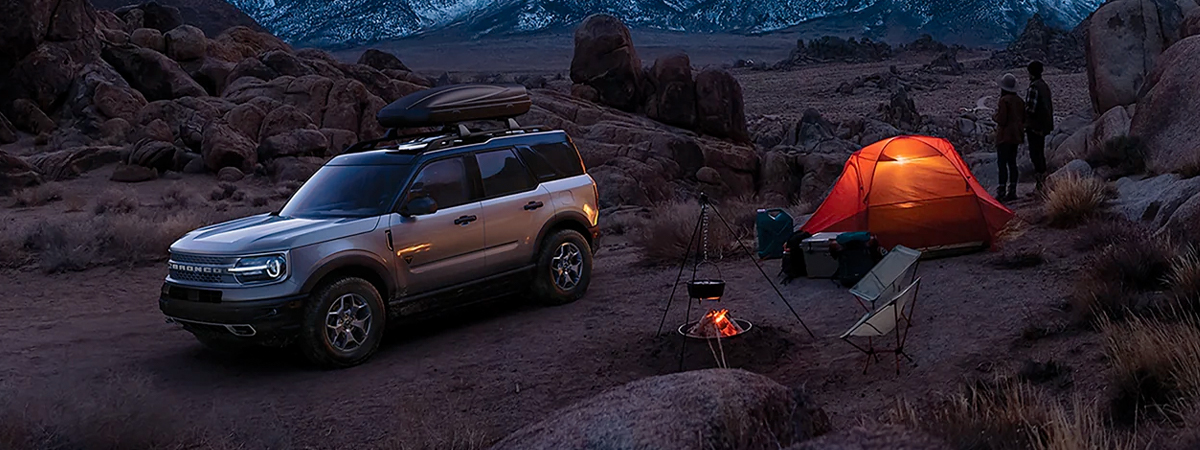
1097,135,1146,174
1167,247,1200,316
9,182,63,207
894,380,1129,450
1044,172,1108,228
160,183,196,210
103,212,206,265
1074,219,1143,252
0,223,28,268
91,188,139,215
251,196,269,207
23,219,100,273
20,210,227,272
1070,235,1176,324
603,209,647,236
717,195,761,234
636,200,740,263
209,182,238,201
1101,315,1200,426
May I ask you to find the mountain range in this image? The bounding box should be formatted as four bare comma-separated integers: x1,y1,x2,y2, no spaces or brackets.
222,0,1103,48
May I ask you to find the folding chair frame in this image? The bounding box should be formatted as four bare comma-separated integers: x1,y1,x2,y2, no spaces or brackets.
841,279,921,375
850,247,921,313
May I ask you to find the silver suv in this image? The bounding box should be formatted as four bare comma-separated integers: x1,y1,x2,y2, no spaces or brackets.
159,85,599,367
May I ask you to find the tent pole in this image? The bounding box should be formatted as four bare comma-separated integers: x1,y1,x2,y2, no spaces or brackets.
710,203,816,339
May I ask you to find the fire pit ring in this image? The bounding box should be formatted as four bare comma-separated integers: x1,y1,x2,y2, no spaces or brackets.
677,318,753,340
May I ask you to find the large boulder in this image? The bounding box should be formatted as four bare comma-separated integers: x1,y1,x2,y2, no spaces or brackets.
138,1,184,33
645,53,696,129
357,49,409,72
257,129,329,160
93,81,148,121
1133,36,1200,174
130,27,165,52
786,425,950,450
0,113,16,144
26,146,124,180
1185,7,1200,38
201,120,257,171
101,45,207,101
1086,0,1183,114
1161,192,1200,239
223,102,266,141
127,138,180,171
214,26,292,60
0,0,96,76
1050,159,1095,183
490,369,828,450
164,25,207,61
1112,174,1200,223
570,14,643,112
3,42,84,114
880,86,922,131
694,69,749,143
0,150,41,195
258,104,317,142
10,99,56,135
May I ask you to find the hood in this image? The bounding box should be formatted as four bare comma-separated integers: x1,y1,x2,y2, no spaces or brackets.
170,213,382,255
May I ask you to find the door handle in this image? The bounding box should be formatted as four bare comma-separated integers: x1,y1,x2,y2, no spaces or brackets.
454,215,477,225
524,201,544,211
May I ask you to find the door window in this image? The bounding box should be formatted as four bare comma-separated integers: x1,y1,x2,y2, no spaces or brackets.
409,157,471,209
476,149,536,198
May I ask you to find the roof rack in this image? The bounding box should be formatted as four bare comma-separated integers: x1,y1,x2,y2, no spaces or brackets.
340,118,548,156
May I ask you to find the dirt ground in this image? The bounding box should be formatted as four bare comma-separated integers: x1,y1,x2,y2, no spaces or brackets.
0,177,1106,447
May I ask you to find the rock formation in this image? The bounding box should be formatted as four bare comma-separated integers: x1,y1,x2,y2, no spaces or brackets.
1086,0,1184,114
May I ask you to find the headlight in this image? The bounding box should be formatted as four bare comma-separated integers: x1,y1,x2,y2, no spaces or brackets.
228,254,288,284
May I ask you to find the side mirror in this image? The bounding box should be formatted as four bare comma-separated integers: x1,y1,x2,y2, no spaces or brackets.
401,195,438,217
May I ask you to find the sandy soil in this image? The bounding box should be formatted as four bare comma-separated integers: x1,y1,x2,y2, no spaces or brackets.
0,181,1104,446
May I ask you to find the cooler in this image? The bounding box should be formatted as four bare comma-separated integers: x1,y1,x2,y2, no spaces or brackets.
800,232,841,278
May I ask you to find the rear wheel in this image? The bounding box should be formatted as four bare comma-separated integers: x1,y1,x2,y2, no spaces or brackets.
532,229,593,305
298,277,386,368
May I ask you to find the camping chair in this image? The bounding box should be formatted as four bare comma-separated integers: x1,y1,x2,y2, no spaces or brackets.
840,278,921,375
849,245,921,312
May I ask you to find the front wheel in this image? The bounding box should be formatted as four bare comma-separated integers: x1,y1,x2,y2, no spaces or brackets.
532,229,593,305
298,277,386,368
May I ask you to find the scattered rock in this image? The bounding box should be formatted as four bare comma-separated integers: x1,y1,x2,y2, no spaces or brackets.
101,45,208,101
110,163,158,182
694,69,749,142
570,14,643,112
0,112,17,144
696,166,722,185
903,34,950,53
11,99,56,135
0,150,42,195
201,120,257,171
1133,36,1200,174
645,53,696,129
217,166,244,182
777,36,893,68
923,50,964,75
786,425,951,450
99,118,133,144
880,86,922,131
130,27,165,52
1050,159,1094,183
357,49,409,71
164,24,207,61
127,139,180,171
26,146,125,180
214,26,292,60
93,81,148,121
1086,0,1182,113
490,369,829,450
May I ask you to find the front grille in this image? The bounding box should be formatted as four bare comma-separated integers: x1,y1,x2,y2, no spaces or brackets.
170,252,237,265
169,270,227,284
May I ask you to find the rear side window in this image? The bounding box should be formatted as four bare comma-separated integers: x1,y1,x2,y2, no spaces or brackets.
518,142,585,182
475,149,536,198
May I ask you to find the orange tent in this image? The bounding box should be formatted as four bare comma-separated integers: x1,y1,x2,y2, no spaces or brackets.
801,135,1014,251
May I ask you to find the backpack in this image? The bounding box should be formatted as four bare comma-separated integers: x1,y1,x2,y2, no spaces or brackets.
830,232,883,287
779,230,812,283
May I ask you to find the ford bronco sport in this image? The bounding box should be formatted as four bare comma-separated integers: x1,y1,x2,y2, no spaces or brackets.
159,84,599,368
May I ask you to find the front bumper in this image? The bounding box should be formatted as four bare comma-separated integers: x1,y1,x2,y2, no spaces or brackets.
159,283,307,341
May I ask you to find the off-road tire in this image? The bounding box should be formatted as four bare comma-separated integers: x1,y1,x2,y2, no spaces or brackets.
298,277,386,368
532,229,593,305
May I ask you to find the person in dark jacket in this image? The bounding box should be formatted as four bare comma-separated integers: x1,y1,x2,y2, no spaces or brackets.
1024,61,1054,193
994,73,1025,201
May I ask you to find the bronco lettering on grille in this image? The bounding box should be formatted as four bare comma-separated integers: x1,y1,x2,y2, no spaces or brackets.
169,263,228,274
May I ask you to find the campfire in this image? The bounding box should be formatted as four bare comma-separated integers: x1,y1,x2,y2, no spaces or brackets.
684,309,748,339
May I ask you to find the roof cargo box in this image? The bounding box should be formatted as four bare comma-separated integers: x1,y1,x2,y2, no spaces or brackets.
376,84,532,129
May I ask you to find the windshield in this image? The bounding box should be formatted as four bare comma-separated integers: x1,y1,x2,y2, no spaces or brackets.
279,165,412,218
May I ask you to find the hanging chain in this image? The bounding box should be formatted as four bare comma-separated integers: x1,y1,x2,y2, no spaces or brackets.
701,204,710,263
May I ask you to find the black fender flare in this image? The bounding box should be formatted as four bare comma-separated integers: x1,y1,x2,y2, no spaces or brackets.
532,212,597,257
301,251,396,300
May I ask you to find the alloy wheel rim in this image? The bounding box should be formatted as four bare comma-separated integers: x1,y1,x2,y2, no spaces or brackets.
325,293,372,352
551,242,583,290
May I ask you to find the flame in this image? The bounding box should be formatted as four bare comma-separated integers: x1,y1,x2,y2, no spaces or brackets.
695,309,742,338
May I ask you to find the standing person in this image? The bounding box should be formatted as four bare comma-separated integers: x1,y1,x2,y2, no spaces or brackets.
1024,60,1054,193
993,73,1025,201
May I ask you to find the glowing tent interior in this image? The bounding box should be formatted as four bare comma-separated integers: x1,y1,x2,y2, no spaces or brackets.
801,135,1014,251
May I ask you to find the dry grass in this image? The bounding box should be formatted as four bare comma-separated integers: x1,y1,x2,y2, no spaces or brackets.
160,182,197,210
9,182,63,207
21,210,223,273
1096,135,1146,175
1168,247,1200,315
1070,234,1177,325
1073,219,1143,253
894,380,1132,450
1044,173,1109,228
1101,315,1200,426
636,200,743,264
210,182,239,201
92,188,139,215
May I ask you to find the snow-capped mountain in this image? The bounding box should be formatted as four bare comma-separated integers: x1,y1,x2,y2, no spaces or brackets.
225,0,1102,47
